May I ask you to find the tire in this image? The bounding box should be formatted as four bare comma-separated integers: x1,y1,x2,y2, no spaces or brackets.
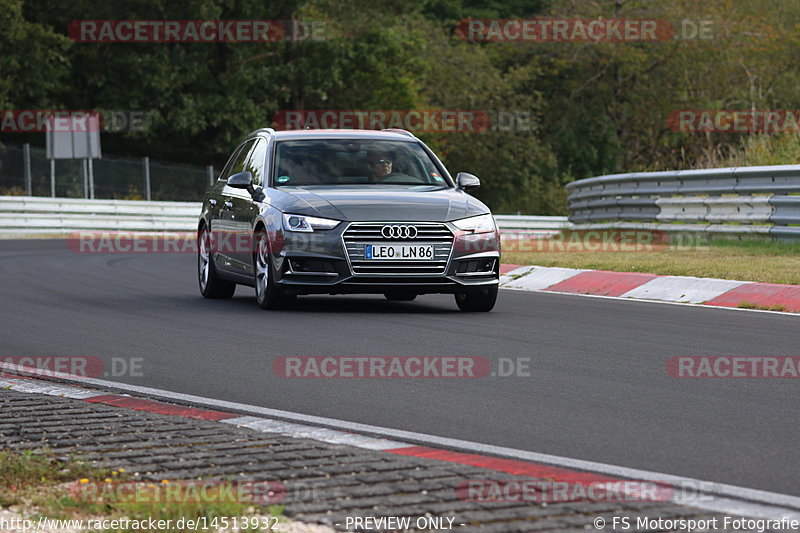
384,291,417,301
254,230,296,310
455,285,498,312
198,225,236,299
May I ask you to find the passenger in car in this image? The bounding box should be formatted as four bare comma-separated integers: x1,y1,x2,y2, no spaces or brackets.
278,154,330,184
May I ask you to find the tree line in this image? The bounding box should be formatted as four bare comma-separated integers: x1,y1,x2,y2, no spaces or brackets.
2,0,798,213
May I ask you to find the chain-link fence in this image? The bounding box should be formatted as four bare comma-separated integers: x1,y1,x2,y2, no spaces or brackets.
0,143,214,201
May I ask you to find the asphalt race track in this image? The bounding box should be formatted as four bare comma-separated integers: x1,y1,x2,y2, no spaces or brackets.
2,239,798,497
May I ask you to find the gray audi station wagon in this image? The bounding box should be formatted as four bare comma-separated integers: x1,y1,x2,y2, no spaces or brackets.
197,128,500,311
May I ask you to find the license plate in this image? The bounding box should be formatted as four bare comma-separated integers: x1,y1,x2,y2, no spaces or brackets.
365,244,434,261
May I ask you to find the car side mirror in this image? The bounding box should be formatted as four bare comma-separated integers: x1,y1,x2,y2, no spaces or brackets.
227,171,253,189
456,172,480,191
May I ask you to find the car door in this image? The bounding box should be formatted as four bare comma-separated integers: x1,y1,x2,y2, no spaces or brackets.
207,142,245,271
227,138,268,274
215,139,255,274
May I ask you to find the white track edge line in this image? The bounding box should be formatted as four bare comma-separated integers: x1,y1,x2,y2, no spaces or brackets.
500,286,800,317
220,415,410,450
499,264,800,316
1,362,799,520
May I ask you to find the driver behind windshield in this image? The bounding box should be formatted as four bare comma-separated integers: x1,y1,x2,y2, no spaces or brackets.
365,151,393,182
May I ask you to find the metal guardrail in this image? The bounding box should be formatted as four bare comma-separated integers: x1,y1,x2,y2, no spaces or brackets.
494,215,568,230
0,196,201,234
0,196,569,236
6,166,797,240
566,165,800,239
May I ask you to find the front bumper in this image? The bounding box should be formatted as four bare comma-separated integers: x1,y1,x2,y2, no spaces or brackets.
272,221,500,295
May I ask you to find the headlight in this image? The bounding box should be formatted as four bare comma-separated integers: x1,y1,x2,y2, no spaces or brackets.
452,214,496,234
282,213,341,232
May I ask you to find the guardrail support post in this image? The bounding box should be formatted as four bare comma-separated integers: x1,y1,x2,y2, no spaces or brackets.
143,156,151,201
88,158,95,199
82,159,88,199
207,165,215,186
50,159,55,197
23,143,32,196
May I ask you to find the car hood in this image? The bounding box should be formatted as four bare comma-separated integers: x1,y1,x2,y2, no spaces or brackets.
270,185,490,222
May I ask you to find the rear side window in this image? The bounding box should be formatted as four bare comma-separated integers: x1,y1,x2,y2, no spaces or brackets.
218,144,243,181
244,139,267,186
221,140,255,181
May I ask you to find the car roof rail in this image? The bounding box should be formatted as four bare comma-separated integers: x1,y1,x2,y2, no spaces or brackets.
248,127,276,137
381,128,416,138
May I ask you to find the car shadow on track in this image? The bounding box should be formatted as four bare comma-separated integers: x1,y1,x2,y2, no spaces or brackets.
161,291,461,314
240,294,462,314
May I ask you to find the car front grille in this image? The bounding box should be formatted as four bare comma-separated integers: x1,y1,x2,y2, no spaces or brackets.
343,222,453,275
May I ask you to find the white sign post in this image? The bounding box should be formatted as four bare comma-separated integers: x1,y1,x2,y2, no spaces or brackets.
46,112,102,198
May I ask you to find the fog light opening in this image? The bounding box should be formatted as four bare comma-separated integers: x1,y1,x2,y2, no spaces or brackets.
456,258,496,276
287,258,337,274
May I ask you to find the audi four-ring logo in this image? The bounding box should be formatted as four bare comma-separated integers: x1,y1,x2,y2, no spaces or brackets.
381,225,418,239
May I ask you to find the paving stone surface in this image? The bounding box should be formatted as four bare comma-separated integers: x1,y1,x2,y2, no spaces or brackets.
0,388,754,532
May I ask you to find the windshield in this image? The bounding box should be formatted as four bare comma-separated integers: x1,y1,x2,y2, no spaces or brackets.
272,139,450,187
